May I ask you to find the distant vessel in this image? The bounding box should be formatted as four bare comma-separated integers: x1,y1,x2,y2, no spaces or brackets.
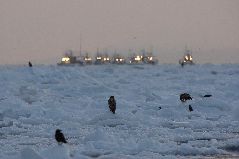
94,49,110,64
58,48,158,66
128,54,143,64
57,50,83,65
142,54,158,64
179,48,194,66
82,52,93,65
128,49,158,65
102,53,111,64
112,54,125,64
142,50,158,65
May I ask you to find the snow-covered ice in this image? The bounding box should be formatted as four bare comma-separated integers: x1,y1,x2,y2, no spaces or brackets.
0,64,239,158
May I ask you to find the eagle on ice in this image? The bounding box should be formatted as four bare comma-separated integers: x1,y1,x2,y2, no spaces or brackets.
55,129,67,144
108,96,116,114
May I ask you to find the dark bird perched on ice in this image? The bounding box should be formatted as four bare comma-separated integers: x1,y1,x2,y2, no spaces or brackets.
55,129,67,144
28,61,32,67
108,96,116,114
204,94,212,98
180,93,192,102
189,105,193,112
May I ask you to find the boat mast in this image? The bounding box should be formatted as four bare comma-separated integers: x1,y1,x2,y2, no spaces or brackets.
80,33,82,56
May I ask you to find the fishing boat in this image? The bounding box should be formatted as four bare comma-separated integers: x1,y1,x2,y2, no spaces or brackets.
112,54,125,64
57,50,83,65
179,48,194,66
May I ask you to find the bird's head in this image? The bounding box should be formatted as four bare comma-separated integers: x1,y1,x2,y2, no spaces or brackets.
56,129,62,133
110,96,114,99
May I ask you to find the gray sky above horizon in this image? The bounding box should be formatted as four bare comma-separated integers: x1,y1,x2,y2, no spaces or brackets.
1,0,239,65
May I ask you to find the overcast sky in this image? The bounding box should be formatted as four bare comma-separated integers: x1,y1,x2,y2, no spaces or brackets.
1,0,239,65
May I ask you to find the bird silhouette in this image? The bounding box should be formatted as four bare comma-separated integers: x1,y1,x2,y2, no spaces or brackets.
28,61,32,67
55,129,67,144
204,94,212,97
108,96,116,114
189,105,193,112
180,93,192,102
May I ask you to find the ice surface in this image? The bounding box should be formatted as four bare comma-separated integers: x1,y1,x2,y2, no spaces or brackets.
0,64,239,158
21,148,43,159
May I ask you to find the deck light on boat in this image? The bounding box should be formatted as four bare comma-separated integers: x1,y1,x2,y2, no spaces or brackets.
134,56,141,61
103,57,110,61
96,57,102,60
61,57,70,63
85,57,92,61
